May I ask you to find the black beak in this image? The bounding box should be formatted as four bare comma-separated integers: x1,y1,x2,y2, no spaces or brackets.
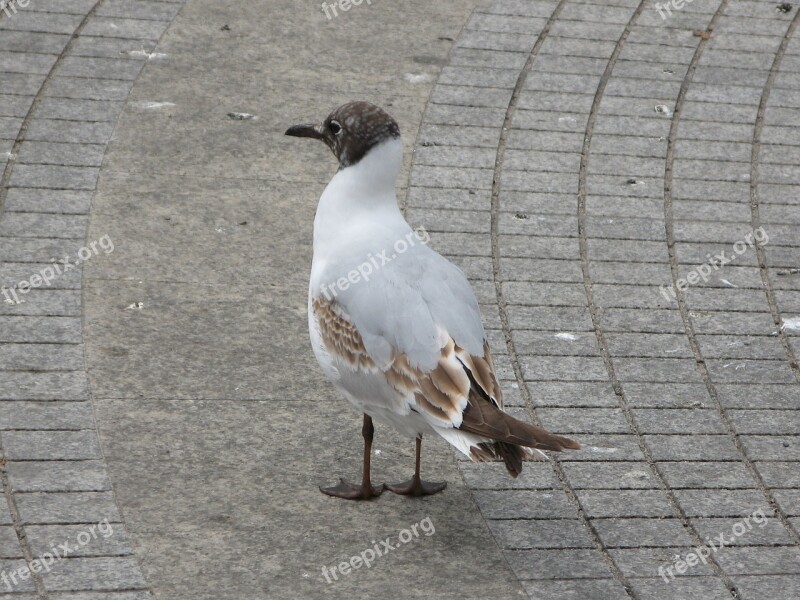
285,123,324,140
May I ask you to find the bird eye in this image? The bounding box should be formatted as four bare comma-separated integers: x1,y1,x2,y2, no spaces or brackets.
330,120,342,135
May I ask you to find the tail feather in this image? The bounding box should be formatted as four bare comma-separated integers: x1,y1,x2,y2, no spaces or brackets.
459,389,580,452
494,442,524,478
457,388,580,476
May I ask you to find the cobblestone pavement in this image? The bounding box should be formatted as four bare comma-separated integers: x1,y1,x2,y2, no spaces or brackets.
407,0,800,598
1,0,186,597
1,0,799,598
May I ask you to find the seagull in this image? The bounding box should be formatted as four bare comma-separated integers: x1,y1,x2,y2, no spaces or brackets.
286,101,580,500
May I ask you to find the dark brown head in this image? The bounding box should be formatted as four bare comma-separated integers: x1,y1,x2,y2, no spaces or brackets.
285,101,400,168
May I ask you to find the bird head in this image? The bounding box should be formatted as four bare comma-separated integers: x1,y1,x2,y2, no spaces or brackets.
285,101,400,169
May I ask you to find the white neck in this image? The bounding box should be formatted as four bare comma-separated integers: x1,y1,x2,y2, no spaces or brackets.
312,137,406,256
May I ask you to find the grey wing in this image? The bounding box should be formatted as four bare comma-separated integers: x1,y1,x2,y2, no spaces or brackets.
333,243,486,371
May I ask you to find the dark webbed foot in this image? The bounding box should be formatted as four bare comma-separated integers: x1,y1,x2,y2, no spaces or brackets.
385,478,446,497
385,436,447,496
320,478,385,500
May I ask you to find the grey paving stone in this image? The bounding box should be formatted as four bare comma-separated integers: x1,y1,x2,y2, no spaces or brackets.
644,435,742,462
559,433,643,461
501,261,584,285
706,360,795,384
45,77,134,102
0,503,12,525
560,462,660,489
80,16,168,40
503,282,586,308
499,212,578,236
597,308,686,334
605,332,692,357
674,489,775,519
753,462,800,488
0,30,69,54
688,310,778,336
0,525,24,558
521,578,629,599
734,575,800,600
26,523,132,557
23,118,116,144
610,547,717,578
629,576,733,600
7,460,111,492
528,381,620,407
505,547,612,579
3,431,101,460
691,517,795,547
0,72,46,96
96,0,183,22
472,489,576,519
0,289,81,316
1,262,82,290
413,144,497,168
438,65,519,88
458,29,534,53
69,35,160,59
0,402,94,430
536,407,630,434
658,461,758,489
742,435,800,461
593,517,695,548
406,186,490,210
14,492,121,525
460,462,560,490
17,142,105,167
411,165,494,189
488,518,595,549
3,188,93,213
728,410,800,435
0,343,84,371
579,490,674,518
9,164,100,190
695,335,786,361
0,559,37,591
0,51,57,75
48,593,152,600
0,11,84,34
521,355,608,381
614,357,700,383
448,47,527,69
34,99,125,123
42,556,147,591
0,212,88,238
0,115,24,139
0,316,81,343
623,382,709,409
633,410,726,435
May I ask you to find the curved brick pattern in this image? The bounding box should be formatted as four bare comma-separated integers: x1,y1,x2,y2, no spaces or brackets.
409,0,800,598
1,0,185,597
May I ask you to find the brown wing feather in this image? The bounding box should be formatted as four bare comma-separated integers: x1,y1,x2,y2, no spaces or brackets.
313,297,580,462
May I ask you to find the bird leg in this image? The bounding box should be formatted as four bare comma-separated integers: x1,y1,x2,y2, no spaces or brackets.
386,436,447,496
320,414,385,500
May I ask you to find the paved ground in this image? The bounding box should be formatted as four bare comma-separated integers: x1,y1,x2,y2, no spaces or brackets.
1,0,800,599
